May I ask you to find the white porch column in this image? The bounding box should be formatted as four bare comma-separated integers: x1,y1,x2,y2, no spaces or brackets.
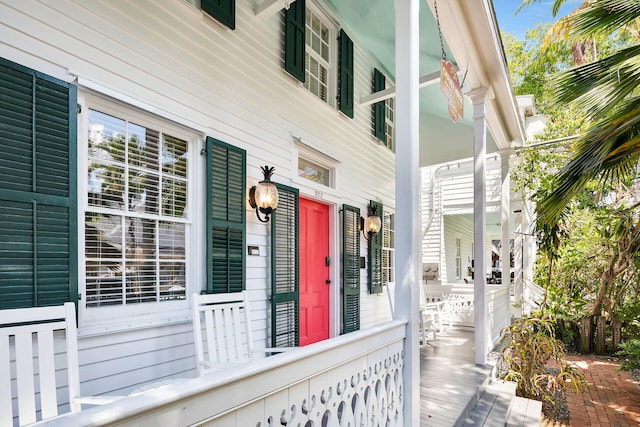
513,210,523,318
394,0,420,424
500,149,512,321
468,87,489,365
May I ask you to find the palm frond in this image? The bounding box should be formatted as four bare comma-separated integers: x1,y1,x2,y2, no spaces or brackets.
570,0,640,39
538,97,640,225
555,45,640,119
516,0,569,17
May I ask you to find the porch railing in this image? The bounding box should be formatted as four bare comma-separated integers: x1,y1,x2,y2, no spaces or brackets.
34,320,407,427
423,284,511,347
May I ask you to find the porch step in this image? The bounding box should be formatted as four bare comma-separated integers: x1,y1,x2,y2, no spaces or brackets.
457,379,517,427
506,396,542,427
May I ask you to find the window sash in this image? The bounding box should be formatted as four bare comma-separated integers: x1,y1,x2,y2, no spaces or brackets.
84,109,190,307
304,6,332,103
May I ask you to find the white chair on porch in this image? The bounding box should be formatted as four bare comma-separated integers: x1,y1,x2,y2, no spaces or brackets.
0,303,120,427
386,282,436,346
192,291,290,376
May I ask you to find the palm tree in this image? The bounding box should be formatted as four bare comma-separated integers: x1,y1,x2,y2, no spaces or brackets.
528,0,640,226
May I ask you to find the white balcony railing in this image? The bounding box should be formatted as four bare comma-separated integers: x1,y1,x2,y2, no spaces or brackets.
423,284,511,348
34,320,407,427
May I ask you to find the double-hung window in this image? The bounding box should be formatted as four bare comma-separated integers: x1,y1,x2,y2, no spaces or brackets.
385,96,395,151
82,98,194,310
304,6,333,104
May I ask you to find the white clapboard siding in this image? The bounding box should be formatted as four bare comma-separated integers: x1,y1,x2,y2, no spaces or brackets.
421,157,507,284
0,0,401,400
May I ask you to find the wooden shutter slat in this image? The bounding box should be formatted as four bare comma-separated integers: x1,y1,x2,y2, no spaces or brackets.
206,137,246,294
342,204,360,333
372,69,386,142
284,0,306,83
271,184,299,347
338,29,354,118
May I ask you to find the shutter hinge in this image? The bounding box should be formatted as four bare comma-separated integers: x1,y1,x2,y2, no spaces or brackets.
78,293,82,301
200,148,207,156
77,104,82,114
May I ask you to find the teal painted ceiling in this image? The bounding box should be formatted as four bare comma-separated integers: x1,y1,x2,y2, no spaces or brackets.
323,0,498,164
325,0,460,120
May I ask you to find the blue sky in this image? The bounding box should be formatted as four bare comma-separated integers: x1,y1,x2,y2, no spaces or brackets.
494,0,581,39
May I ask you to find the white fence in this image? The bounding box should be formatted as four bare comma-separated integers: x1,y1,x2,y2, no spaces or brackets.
34,321,407,427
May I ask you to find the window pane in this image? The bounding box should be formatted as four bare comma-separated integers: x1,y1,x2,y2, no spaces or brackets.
298,157,330,186
128,169,160,214
162,134,188,178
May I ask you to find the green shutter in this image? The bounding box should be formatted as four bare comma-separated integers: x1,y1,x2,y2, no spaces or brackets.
206,137,246,293
201,0,235,30
368,201,383,294
372,68,386,142
271,184,299,347
0,57,77,309
284,0,306,83
338,29,354,118
342,204,360,333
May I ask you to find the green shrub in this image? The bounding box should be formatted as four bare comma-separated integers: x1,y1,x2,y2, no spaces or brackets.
616,339,640,371
497,316,585,404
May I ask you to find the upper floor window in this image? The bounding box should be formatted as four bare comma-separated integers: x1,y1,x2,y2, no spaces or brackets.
385,96,395,151
83,106,192,308
304,7,333,104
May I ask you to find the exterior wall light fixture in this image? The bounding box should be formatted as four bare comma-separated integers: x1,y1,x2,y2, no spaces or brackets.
249,165,279,223
360,204,381,241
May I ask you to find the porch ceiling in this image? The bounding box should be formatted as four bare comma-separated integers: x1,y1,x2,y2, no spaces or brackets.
324,0,525,167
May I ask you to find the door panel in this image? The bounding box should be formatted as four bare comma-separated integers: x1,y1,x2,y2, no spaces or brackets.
299,198,329,346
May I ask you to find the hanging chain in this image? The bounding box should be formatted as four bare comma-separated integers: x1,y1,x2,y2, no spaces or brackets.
434,0,446,61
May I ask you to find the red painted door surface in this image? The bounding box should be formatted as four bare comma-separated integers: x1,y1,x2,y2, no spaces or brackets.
299,198,330,346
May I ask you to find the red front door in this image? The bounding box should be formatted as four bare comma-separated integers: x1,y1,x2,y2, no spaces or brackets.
299,198,330,346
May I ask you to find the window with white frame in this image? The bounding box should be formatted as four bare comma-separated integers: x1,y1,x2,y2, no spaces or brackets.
455,237,462,280
382,212,395,285
304,6,333,103
83,103,193,308
385,96,395,151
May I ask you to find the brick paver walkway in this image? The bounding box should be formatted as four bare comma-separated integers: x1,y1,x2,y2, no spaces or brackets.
543,355,640,426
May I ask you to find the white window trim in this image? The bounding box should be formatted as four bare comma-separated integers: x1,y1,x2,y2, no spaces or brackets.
303,1,338,107
77,91,205,335
292,136,341,203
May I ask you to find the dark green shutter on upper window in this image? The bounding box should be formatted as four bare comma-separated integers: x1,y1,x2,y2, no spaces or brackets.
206,137,246,293
338,29,354,118
368,201,383,294
342,204,360,333
271,184,299,347
372,68,386,142
0,57,77,309
284,0,306,83
201,0,235,30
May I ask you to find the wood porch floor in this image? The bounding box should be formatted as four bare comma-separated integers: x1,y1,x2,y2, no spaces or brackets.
420,326,494,426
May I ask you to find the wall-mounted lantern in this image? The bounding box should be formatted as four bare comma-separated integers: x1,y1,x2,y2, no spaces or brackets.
248,165,279,223
360,204,381,241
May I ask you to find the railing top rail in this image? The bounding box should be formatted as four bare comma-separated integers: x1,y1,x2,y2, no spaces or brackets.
33,320,408,427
